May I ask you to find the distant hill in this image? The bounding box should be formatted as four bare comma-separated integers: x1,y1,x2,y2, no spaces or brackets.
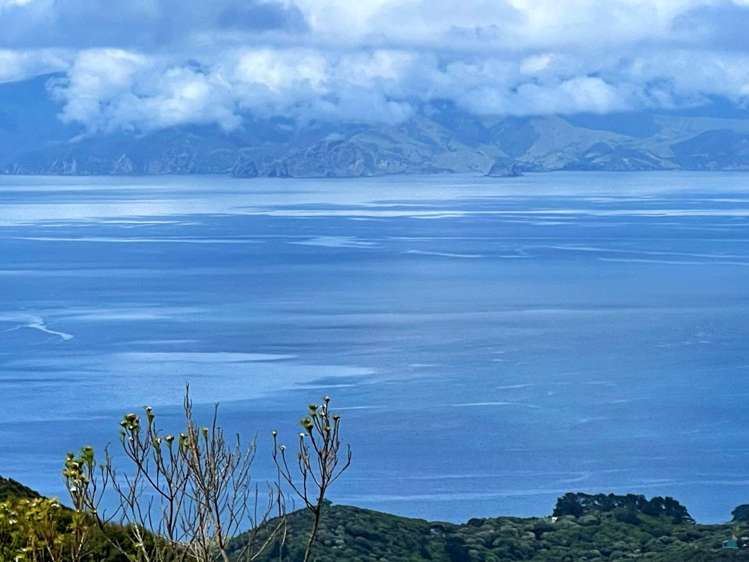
4,76,749,178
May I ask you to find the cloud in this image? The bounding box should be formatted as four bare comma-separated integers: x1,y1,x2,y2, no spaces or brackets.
0,48,68,82
47,48,416,132
3,0,749,131
289,0,709,49
0,0,307,49
50,50,241,132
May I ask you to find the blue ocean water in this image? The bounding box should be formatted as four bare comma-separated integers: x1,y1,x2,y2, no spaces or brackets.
1,172,749,523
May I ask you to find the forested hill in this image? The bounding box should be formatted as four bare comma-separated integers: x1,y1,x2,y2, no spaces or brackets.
238,494,749,562
4,476,749,561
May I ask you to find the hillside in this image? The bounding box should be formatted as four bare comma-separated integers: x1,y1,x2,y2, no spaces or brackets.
5,76,749,177
237,495,749,562
3,474,749,561
0,475,40,502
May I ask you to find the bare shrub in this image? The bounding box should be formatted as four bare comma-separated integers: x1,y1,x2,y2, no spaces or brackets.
69,388,285,562
272,396,352,562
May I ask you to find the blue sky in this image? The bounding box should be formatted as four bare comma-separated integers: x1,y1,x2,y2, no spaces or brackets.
2,0,749,132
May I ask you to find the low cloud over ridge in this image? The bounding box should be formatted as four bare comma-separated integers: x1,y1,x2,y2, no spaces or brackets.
3,0,749,132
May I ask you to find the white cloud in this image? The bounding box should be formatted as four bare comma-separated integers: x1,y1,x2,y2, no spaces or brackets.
456,76,631,116
51,49,149,130
48,48,418,132
0,0,34,7
626,50,749,101
289,0,714,49
48,45,749,132
0,49,68,83
50,50,243,132
4,0,749,131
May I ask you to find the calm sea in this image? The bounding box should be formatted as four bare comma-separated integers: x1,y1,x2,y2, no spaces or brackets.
1,172,748,523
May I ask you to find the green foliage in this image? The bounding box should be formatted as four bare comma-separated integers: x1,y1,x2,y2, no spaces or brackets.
245,502,749,562
553,493,693,523
0,476,40,502
4,473,749,562
0,497,131,562
0,497,66,561
0,471,145,562
734,505,749,523
62,390,287,562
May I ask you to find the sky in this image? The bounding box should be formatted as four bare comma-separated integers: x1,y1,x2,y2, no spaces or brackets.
1,0,749,133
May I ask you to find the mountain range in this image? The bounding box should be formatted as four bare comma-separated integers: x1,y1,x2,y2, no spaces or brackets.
4,75,749,178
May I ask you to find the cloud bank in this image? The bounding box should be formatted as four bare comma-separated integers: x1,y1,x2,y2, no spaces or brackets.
2,0,749,132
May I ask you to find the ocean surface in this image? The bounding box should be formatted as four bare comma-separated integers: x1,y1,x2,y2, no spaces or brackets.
1,172,749,523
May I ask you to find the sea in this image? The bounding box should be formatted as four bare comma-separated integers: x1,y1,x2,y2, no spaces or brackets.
1,171,748,523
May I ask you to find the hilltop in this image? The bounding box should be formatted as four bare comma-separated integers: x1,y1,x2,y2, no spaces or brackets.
0,475,40,502
236,494,749,561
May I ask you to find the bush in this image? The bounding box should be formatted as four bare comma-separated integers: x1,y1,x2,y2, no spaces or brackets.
733,505,749,523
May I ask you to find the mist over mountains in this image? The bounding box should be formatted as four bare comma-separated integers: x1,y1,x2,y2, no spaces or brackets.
4,1,749,178
3,74,749,178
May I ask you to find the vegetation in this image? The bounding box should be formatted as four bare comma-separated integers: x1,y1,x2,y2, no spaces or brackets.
734,505,749,523
69,390,287,562
0,393,351,562
8,480,749,561
244,499,749,562
553,493,693,523
272,397,352,562
0,493,136,561
59,389,316,562
5,398,749,561
0,476,39,502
